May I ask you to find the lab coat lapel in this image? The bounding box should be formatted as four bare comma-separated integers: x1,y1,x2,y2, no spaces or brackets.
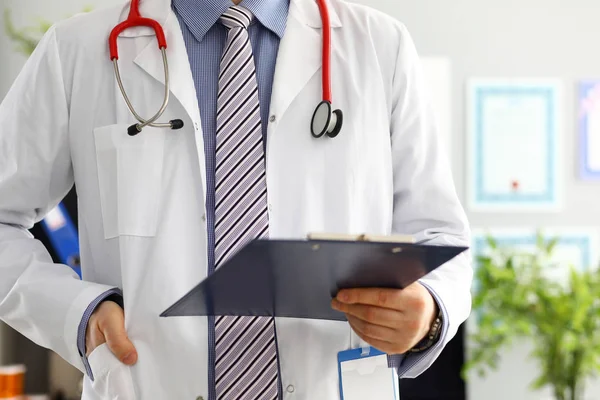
269,0,342,122
131,8,207,213
132,13,200,131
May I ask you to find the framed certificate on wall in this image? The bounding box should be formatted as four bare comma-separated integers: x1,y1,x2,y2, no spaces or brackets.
467,79,563,212
578,81,600,179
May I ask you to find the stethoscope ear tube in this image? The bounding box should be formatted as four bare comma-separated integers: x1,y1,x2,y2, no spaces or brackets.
114,48,183,135
111,0,184,136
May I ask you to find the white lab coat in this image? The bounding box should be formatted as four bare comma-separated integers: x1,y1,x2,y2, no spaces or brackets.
0,0,472,398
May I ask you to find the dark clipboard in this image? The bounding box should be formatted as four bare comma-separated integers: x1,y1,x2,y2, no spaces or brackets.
160,237,468,321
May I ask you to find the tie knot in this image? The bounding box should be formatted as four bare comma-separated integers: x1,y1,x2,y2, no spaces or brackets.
220,6,253,30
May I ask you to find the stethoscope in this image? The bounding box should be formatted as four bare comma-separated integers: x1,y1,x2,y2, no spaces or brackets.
110,0,343,139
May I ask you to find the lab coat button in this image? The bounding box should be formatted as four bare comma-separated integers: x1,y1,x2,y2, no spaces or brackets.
286,385,295,393
201,214,206,222
196,397,204,400
269,115,276,123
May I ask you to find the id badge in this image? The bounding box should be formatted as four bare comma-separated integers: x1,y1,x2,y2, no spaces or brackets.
337,347,399,400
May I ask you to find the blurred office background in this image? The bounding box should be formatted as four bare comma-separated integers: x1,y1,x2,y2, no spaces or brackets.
2,0,600,399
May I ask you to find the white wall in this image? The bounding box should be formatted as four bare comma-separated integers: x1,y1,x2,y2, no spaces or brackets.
2,0,600,399
347,0,600,399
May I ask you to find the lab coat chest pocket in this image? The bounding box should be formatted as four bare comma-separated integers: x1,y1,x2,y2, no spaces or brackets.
93,124,165,239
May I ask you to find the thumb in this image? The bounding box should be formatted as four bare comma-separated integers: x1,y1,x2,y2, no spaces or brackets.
101,310,138,365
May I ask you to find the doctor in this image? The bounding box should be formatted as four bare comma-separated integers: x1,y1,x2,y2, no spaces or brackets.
0,0,472,398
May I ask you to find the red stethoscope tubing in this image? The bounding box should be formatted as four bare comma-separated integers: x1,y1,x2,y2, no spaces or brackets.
108,0,167,60
109,0,338,137
316,0,332,104
109,0,332,103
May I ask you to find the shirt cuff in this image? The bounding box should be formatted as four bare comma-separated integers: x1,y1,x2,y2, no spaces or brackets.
386,281,450,373
76,287,123,380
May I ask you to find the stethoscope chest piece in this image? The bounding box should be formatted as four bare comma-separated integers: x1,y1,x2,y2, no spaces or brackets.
311,100,344,139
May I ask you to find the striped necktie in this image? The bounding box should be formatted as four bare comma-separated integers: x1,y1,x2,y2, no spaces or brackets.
214,6,279,400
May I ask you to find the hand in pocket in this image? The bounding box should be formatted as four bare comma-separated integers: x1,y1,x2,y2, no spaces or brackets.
87,301,138,365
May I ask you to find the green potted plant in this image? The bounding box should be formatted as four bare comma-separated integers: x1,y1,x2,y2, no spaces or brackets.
463,232,600,400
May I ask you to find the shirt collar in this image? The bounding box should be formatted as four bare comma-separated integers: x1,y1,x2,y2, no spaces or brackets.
172,0,289,42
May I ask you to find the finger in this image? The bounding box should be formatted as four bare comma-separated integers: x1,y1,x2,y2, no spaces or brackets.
348,320,409,355
336,288,404,310
100,310,138,365
338,284,430,314
346,315,398,343
332,299,403,329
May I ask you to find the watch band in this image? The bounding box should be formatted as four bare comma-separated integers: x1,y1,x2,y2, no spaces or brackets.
409,308,443,353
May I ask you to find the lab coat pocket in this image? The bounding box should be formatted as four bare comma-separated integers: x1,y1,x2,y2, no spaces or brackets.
88,343,136,399
94,124,165,239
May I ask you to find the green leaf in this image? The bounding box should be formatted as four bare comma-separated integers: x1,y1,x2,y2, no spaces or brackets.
530,373,549,390
546,236,560,256
536,230,545,251
485,234,498,249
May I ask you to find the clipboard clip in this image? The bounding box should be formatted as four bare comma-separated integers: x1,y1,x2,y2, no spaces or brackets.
307,232,416,244
361,346,371,357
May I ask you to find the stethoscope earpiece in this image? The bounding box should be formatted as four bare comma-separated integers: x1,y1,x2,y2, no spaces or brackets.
127,119,185,137
311,101,344,139
128,124,141,137
170,119,185,130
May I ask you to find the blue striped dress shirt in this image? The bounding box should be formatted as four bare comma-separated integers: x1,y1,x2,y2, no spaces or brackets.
172,0,289,399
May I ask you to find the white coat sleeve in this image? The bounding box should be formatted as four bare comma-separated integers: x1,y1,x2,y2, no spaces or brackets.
0,26,118,372
389,24,473,378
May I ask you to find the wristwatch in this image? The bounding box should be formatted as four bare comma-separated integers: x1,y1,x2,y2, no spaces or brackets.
409,308,443,353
